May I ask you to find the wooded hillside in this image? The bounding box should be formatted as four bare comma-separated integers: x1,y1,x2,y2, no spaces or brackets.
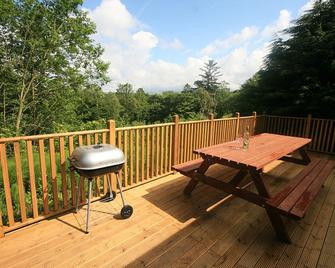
1,0,334,137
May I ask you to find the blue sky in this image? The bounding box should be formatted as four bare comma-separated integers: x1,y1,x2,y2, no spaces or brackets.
83,0,315,91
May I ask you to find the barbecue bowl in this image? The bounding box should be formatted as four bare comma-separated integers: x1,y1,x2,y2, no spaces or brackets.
70,144,125,177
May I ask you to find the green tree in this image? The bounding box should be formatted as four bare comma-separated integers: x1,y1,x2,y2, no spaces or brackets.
194,60,222,93
77,87,121,123
0,0,109,135
116,83,141,124
236,0,335,117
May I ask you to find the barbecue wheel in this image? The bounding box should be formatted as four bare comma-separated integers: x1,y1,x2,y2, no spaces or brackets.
121,205,133,219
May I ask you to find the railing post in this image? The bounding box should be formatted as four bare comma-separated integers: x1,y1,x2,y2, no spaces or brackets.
235,112,240,139
252,111,257,135
172,115,180,172
304,114,312,138
107,120,117,191
208,113,214,146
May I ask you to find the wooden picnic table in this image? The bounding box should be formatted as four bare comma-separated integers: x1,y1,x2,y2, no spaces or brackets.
173,133,335,243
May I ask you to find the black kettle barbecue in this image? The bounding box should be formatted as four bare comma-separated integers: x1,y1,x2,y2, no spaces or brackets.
70,144,133,233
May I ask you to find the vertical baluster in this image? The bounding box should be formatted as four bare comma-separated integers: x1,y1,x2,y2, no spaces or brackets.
38,139,49,215
169,125,173,170
102,133,108,194
141,128,145,181
317,119,325,152
155,127,159,177
26,141,38,218
59,137,68,208
321,120,329,152
160,126,164,175
0,144,14,226
68,136,77,207
300,118,305,137
48,138,59,211
151,127,155,178
190,123,195,160
325,121,333,153
129,130,133,186
146,128,150,179
179,125,183,163
312,120,320,150
135,129,139,184
186,124,190,161
94,134,100,196
13,142,27,221
330,121,335,153
123,131,128,187
78,136,85,203
164,126,168,173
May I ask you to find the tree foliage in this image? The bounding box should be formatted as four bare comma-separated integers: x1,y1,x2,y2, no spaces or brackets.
0,0,109,135
194,60,222,93
234,0,335,117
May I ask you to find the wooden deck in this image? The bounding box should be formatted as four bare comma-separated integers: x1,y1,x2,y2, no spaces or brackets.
1,153,335,268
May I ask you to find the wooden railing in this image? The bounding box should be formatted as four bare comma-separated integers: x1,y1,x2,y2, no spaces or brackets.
0,113,257,236
258,115,335,154
2,112,333,236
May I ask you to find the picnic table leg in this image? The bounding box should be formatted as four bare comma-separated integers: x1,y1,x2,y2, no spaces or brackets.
250,170,291,243
183,159,211,196
265,209,291,243
298,147,311,164
280,146,311,165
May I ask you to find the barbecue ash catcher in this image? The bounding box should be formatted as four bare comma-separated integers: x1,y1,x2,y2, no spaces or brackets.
70,144,133,233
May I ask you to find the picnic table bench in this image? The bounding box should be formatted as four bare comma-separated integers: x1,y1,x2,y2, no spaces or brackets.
173,133,335,243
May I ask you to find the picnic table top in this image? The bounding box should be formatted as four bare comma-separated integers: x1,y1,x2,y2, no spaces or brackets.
194,133,311,170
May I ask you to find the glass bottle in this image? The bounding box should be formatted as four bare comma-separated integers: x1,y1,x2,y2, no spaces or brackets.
243,126,250,150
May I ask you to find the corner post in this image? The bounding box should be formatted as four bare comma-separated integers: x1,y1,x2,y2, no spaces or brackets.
235,112,240,139
172,115,180,173
107,120,117,191
208,113,214,146
252,111,257,135
304,114,312,138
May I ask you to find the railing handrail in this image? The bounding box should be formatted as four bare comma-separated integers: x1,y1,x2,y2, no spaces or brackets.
0,129,109,143
116,122,174,130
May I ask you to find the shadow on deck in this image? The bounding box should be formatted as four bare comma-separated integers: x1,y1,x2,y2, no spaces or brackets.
0,153,334,267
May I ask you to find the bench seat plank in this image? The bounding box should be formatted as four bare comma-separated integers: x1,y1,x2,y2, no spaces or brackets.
277,159,328,212
268,158,322,207
290,160,335,218
267,158,335,219
172,159,203,175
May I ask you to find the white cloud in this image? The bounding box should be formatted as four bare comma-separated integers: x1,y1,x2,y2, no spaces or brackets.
218,44,270,90
201,26,259,56
87,0,310,92
85,0,138,41
160,38,184,50
261,9,292,38
132,31,159,49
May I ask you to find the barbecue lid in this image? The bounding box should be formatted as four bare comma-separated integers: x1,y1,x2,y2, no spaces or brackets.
70,144,125,170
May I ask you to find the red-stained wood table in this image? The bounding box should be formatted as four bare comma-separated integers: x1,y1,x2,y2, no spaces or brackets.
173,133,335,243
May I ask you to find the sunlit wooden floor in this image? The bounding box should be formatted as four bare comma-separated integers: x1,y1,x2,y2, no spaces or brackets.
1,153,335,268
